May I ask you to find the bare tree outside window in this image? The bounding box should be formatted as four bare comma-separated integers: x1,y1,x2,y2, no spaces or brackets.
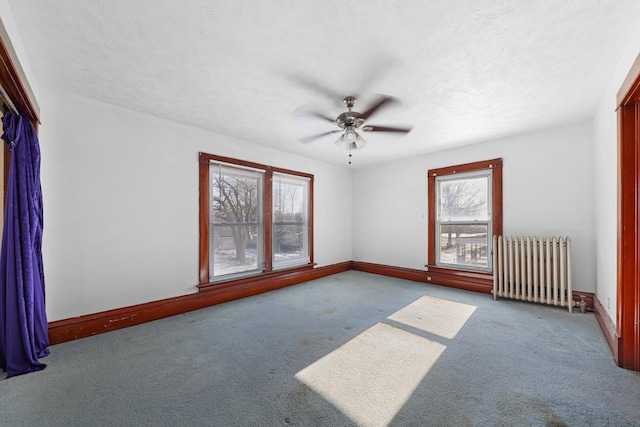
437,174,491,270
440,178,488,221
273,173,309,268
210,166,263,277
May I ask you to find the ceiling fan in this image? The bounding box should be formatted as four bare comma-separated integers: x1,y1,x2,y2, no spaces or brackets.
297,95,412,150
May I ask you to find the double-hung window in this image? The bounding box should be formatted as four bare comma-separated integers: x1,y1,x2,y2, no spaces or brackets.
272,172,311,270
428,158,502,273
210,163,265,278
199,153,313,284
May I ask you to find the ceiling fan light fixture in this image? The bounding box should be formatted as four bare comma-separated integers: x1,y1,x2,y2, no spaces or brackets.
344,126,357,141
336,131,367,150
334,134,348,150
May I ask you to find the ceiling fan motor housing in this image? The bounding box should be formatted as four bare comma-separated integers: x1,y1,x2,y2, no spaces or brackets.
336,112,365,129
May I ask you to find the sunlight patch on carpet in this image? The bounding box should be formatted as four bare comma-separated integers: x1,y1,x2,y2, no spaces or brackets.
388,295,477,339
296,322,446,427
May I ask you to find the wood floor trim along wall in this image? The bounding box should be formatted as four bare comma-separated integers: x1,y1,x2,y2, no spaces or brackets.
48,261,352,345
594,295,620,363
352,261,494,294
47,260,601,346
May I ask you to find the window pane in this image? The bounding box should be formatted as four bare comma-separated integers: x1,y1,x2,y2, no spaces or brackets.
210,164,264,279
273,175,307,223
439,175,489,221
210,225,262,277
273,173,309,268
274,224,306,262
211,166,262,224
439,224,489,269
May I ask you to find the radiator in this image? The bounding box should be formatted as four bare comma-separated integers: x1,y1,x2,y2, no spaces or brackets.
492,236,573,313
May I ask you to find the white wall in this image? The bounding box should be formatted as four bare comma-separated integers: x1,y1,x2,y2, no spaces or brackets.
592,21,640,324
0,0,40,105
37,87,352,321
353,121,596,292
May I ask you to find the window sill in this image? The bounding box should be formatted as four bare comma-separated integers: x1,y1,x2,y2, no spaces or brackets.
198,263,315,292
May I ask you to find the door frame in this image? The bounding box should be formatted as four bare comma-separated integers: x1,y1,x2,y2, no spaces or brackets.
617,53,640,370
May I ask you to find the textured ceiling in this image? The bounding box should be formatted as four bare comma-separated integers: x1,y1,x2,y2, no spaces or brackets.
7,1,640,167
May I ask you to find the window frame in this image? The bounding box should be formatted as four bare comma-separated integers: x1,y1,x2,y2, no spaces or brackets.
199,152,314,285
427,158,502,273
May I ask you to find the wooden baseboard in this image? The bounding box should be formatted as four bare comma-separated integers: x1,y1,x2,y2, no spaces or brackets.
48,261,351,345
593,295,620,364
352,261,494,294
351,261,428,283
47,260,609,349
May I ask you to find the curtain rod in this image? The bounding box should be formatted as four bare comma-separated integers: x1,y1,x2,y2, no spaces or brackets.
0,83,19,117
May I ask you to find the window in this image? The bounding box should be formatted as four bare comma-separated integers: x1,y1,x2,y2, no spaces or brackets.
199,153,313,284
272,173,311,269
210,164,265,278
428,159,502,273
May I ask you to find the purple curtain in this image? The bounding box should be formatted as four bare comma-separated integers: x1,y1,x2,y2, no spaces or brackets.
0,112,49,378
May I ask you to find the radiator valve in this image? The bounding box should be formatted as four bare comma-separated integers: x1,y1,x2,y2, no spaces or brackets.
579,295,587,313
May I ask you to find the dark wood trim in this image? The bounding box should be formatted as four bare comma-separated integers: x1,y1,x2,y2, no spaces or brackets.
0,28,40,124
198,154,209,285
427,170,436,265
199,152,314,180
492,161,503,239
353,261,595,305
427,158,503,267
0,24,41,205
199,152,269,173
308,177,314,265
352,261,493,294
352,261,428,283
270,165,314,180
617,99,640,370
428,158,503,178
594,295,620,363
48,261,352,345
425,265,493,293
197,263,315,292
618,52,640,107
49,260,602,345
264,169,273,272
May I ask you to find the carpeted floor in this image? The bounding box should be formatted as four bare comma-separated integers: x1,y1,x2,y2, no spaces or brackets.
1,271,639,426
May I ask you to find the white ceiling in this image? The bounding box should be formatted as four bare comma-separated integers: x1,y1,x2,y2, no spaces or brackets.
8,1,640,167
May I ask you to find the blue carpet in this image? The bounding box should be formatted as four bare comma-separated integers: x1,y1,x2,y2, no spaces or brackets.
1,271,639,426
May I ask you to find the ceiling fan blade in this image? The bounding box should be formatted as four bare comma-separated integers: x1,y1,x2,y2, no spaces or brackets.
359,96,395,120
294,106,336,123
362,125,412,133
288,74,345,104
299,129,342,143
307,111,336,123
